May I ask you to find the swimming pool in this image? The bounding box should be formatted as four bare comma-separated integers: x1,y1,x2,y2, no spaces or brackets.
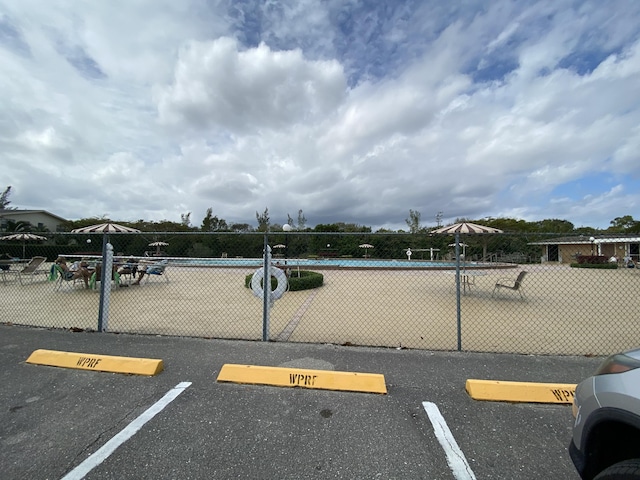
174,257,494,269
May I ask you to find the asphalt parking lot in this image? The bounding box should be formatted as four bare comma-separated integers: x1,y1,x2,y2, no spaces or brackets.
0,324,602,479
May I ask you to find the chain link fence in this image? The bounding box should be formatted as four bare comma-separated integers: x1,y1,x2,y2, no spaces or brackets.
1,232,638,356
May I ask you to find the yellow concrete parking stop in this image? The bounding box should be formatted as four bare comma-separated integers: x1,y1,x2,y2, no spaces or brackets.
466,379,576,404
217,364,387,394
26,349,164,376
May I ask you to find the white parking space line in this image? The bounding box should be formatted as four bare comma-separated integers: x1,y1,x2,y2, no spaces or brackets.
422,401,476,480
61,382,192,480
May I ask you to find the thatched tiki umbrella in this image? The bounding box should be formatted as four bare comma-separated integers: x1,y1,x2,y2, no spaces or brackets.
149,241,169,255
359,243,374,258
431,222,503,260
0,233,47,258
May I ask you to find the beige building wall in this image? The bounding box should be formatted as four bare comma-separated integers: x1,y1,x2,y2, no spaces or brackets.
544,242,633,264
0,210,66,232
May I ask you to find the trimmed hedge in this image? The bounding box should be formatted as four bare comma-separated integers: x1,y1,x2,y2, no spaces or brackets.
570,263,618,269
572,255,619,269
575,255,609,265
244,269,324,292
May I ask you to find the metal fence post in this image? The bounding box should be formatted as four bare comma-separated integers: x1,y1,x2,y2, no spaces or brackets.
455,233,462,351
97,241,113,332
262,233,270,341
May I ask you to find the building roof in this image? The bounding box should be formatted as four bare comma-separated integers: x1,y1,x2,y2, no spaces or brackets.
529,234,640,245
0,209,68,222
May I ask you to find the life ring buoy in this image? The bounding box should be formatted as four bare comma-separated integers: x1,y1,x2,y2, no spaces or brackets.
251,266,288,300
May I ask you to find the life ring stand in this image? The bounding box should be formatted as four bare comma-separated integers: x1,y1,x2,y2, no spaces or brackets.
251,266,288,300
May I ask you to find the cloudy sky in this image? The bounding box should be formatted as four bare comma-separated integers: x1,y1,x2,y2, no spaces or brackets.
2,0,639,231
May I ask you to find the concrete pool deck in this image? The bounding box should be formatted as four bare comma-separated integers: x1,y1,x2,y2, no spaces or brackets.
1,263,638,356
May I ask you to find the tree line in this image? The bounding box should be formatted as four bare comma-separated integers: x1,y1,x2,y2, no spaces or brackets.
2,185,639,235
63,210,639,236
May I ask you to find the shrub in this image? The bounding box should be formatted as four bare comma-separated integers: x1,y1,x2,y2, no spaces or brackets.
244,269,324,292
576,255,608,265
570,263,618,269
287,270,324,291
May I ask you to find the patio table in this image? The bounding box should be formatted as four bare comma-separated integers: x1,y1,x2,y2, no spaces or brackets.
448,270,487,294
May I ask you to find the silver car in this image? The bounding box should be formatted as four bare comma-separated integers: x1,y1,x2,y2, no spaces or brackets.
570,347,640,479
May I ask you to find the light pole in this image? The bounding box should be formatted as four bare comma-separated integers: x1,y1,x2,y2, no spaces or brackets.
589,236,595,256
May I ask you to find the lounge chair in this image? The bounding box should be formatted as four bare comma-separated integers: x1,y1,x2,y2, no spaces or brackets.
15,256,47,285
142,260,169,283
492,271,528,299
0,258,14,283
51,264,84,290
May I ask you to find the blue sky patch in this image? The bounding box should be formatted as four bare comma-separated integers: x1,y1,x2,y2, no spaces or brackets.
551,172,616,200
0,15,31,57
558,48,615,75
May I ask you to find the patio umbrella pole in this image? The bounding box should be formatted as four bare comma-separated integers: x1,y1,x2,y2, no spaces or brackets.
455,233,462,351
0,233,48,258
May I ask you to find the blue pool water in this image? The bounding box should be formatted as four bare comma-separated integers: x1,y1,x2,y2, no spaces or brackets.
176,258,467,268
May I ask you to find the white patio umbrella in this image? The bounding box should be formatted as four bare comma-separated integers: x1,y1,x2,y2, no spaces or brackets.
359,243,374,258
0,233,47,258
448,243,469,258
148,241,169,255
